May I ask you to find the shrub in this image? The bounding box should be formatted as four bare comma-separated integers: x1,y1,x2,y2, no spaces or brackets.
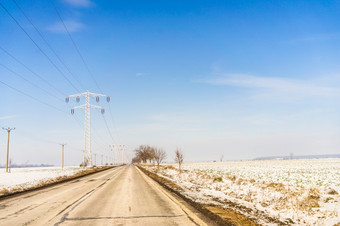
213,177,223,182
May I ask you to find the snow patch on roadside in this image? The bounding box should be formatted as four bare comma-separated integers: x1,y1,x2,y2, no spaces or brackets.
143,159,340,225
0,167,83,192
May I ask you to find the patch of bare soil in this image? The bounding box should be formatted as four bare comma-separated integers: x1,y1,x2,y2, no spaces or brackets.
205,205,258,226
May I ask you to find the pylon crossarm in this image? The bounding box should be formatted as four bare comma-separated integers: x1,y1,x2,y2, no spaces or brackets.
73,105,86,109
89,92,108,97
89,105,104,109
67,92,87,98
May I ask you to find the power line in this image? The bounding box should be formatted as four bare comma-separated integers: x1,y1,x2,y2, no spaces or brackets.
16,129,60,145
101,113,117,144
12,0,86,91
0,62,108,152
0,79,67,114
49,0,123,148
70,104,113,156
72,110,111,152
1,3,121,153
72,106,111,153
0,2,81,93
0,46,66,96
0,63,63,102
16,114,109,159
49,0,102,93
107,104,122,142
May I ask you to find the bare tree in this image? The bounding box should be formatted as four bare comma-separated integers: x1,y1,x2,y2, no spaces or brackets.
134,145,151,163
148,147,156,164
154,148,167,168
134,145,159,164
132,156,141,164
174,148,184,171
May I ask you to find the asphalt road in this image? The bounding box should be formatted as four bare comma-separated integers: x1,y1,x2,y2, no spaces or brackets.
0,165,211,225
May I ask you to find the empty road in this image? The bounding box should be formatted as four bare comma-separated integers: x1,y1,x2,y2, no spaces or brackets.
0,165,212,225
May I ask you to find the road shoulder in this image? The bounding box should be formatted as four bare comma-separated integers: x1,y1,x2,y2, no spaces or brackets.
136,166,220,226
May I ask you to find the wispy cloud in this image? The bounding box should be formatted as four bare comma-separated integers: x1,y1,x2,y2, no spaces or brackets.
62,0,94,8
47,20,85,33
0,114,19,120
136,73,145,77
203,74,339,100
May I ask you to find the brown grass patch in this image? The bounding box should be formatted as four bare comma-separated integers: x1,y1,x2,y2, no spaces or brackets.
0,188,9,195
164,165,176,170
327,188,338,195
266,182,285,192
227,175,237,181
299,188,321,211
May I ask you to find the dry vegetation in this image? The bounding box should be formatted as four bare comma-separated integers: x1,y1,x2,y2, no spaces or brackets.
141,159,340,225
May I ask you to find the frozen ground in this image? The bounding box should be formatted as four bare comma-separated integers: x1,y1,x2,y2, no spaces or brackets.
144,158,340,225
0,166,83,192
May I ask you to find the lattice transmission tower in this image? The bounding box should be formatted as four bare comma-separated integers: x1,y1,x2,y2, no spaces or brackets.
66,90,110,167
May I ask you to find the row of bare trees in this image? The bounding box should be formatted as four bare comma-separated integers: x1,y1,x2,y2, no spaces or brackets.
132,145,167,167
132,145,184,169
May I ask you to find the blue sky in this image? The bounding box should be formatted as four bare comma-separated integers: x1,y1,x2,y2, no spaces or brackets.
0,0,340,165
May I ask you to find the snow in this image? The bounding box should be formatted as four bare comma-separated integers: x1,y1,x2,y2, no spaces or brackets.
0,166,83,192
144,158,340,225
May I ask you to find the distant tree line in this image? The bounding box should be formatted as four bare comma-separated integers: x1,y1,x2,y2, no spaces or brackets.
132,145,167,167
132,145,184,170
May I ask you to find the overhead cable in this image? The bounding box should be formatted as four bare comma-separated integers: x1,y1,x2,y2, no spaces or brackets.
12,0,86,91
49,0,101,92
0,2,81,93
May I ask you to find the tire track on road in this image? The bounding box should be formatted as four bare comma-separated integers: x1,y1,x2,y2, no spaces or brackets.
52,166,125,226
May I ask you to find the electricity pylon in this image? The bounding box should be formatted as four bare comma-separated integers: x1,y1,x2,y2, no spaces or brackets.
112,144,130,164
122,145,130,164
109,144,115,164
66,90,110,167
112,144,124,165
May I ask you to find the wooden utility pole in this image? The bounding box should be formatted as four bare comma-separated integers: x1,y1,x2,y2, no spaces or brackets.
2,127,15,173
60,144,66,169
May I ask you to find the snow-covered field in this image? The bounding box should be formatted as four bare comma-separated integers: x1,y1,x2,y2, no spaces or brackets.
0,166,83,193
144,158,340,225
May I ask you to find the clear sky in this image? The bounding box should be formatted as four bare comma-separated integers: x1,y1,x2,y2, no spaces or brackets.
0,0,340,166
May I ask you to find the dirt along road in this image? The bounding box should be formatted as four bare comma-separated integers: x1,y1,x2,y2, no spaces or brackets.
0,165,212,225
